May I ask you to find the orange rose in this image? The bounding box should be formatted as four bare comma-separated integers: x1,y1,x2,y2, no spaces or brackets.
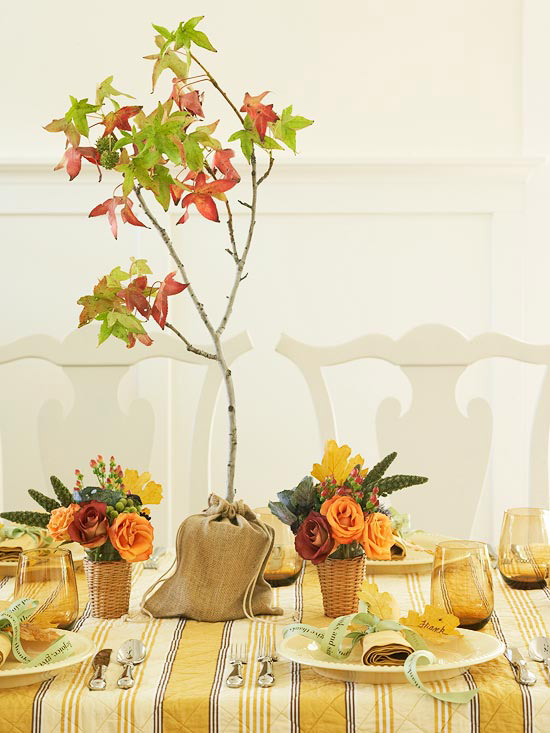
320,496,365,545
108,513,154,562
47,504,80,542
362,512,394,560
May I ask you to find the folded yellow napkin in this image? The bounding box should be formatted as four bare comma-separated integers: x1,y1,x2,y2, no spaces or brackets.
362,630,413,666
0,528,48,561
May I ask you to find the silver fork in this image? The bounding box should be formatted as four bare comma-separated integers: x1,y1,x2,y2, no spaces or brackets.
257,634,278,688
226,643,247,688
143,546,166,570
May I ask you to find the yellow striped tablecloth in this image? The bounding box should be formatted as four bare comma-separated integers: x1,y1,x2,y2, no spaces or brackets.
0,557,549,733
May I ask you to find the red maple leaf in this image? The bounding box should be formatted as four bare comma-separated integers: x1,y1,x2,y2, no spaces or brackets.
127,331,154,348
213,148,240,181
170,182,185,205
151,272,188,329
171,80,204,117
120,199,148,228
240,92,279,140
54,146,101,181
101,105,142,136
177,172,238,224
89,196,146,239
117,275,151,318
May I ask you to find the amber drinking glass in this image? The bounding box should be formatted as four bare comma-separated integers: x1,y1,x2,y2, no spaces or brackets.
498,508,550,589
14,547,79,629
256,508,303,587
430,540,494,630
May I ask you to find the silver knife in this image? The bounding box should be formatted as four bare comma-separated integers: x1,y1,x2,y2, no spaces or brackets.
88,648,112,690
504,647,537,685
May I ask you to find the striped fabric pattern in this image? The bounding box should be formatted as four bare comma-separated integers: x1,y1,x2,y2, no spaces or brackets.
1,557,549,732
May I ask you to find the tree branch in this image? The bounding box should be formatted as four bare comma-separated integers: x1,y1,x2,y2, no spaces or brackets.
258,153,274,185
190,53,244,125
134,184,239,502
216,150,258,337
165,322,217,360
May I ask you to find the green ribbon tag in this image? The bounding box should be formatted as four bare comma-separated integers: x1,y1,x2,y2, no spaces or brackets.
284,615,478,704
404,650,478,703
0,598,73,667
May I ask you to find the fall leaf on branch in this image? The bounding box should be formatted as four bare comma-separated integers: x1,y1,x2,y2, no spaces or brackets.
95,75,135,106
213,148,240,181
272,105,314,153
240,92,279,140
89,196,146,238
44,117,81,147
151,272,188,329
171,80,205,117
117,275,153,318
64,96,101,136
127,332,154,348
54,146,101,181
101,106,143,136
178,172,238,224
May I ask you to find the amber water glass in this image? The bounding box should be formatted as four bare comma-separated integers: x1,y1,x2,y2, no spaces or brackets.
430,540,494,630
256,508,303,587
498,508,550,589
14,547,79,629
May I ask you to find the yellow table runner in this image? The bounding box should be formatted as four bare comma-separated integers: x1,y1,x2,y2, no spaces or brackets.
0,557,548,733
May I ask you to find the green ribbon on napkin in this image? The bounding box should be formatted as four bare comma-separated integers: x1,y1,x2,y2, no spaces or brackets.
0,598,73,667
283,610,478,704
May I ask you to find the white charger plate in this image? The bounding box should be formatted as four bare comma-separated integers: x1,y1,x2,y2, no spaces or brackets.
0,543,85,577
0,630,95,688
280,629,504,684
364,547,433,575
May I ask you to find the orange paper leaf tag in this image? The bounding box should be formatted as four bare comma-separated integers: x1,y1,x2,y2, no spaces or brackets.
399,605,462,644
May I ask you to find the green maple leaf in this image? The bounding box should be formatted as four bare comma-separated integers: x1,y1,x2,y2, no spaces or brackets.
95,76,135,106
228,129,254,163
272,105,313,153
183,135,204,170
129,258,152,276
64,96,100,136
106,266,130,287
145,48,190,92
174,17,217,52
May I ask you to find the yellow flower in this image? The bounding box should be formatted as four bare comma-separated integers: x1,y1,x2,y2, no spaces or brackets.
123,469,163,505
311,440,368,484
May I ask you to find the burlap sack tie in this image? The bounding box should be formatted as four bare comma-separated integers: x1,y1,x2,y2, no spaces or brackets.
141,494,283,622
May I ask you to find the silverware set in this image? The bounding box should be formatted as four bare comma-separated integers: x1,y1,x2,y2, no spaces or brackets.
88,639,147,691
504,636,550,686
225,634,279,688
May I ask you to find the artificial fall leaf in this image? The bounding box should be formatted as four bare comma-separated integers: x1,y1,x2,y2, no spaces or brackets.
123,469,163,504
89,197,125,238
120,199,148,228
213,148,240,181
89,196,145,239
95,75,135,106
311,440,367,485
151,272,188,329
170,80,204,117
117,275,152,318
126,332,154,348
178,172,238,224
101,105,143,137
54,146,100,181
357,580,399,621
240,92,279,140
399,605,463,644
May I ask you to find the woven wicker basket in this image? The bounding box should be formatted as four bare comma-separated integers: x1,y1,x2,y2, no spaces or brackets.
316,555,366,617
83,558,132,619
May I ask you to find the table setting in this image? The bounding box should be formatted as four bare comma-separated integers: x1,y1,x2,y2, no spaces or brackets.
1,12,550,733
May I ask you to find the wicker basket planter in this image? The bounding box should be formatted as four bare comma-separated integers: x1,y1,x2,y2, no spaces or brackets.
83,558,132,619
316,555,366,617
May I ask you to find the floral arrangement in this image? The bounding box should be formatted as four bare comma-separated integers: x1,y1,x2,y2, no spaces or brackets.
0,455,162,563
44,17,312,503
269,441,428,564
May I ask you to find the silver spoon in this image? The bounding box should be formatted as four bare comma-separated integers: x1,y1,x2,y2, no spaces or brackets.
116,639,147,689
528,636,550,673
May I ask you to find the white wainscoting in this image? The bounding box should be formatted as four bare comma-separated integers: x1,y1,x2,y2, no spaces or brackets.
0,158,546,545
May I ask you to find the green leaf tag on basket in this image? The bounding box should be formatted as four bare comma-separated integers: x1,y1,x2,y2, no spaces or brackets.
0,598,74,666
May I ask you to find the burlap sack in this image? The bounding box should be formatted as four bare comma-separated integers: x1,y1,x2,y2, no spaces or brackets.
142,494,283,622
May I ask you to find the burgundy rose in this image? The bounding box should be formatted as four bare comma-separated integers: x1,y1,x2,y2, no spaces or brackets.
67,500,109,548
295,511,334,565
